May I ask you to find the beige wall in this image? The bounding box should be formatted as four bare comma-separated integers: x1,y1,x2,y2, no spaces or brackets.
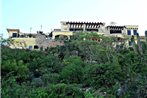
125,25,138,29
61,21,69,31
11,38,36,49
7,30,19,37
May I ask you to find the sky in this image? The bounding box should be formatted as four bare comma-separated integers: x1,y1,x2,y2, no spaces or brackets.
1,0,147,38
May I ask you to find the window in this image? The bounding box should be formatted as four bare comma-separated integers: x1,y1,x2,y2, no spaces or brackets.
34,45,39,49
133,30,137,35
29,46,32,50
12,33,17,37
127,30,131,35
110,30,122,34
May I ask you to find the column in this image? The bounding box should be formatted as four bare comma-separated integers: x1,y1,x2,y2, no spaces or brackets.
83,24,86,32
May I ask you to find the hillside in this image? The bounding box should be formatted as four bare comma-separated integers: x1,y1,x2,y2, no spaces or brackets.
1,33,147,98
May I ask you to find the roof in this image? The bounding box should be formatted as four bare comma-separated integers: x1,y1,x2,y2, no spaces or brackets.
61,21,105,25
20,33,37,35
54,29,61,31
7,28,20,32
125,25,138,29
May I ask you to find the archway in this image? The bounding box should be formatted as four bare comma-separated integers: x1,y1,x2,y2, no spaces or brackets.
55,35,69,40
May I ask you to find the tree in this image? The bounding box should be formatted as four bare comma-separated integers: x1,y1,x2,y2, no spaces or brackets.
60,56,84,83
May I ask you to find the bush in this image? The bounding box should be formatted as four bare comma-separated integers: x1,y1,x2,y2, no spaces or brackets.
60,56,84,83
47,83,84,98
83,63,122,89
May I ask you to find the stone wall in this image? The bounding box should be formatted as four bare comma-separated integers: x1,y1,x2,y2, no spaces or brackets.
35,31,64,50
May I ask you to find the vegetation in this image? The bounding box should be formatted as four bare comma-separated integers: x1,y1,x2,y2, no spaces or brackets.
1,32,147,98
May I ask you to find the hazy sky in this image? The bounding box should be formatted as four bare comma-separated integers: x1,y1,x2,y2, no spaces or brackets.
2,0,147,38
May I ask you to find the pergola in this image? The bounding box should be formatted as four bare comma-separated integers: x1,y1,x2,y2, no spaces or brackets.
65,21,105,32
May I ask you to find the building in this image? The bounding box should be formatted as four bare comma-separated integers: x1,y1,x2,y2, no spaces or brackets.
6,22,141,49
61,21,105,32
6,29,64,50
7,28,37,49
50,21,106,40
106,25,126,37
125,25,138,36
125,25,139,46
105,25,140,47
